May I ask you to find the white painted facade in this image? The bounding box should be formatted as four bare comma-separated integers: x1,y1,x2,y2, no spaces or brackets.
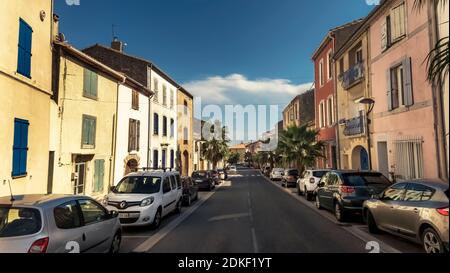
148,67,178,170
113,83,150,185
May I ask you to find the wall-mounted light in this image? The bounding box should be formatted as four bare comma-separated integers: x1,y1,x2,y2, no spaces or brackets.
40,10,46,21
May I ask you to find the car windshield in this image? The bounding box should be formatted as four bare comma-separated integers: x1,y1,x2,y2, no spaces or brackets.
342,173,391,187
0,206,42,238
113,176,161,194
274,169,283,172
312,171,328,178
288,170,299,176
193,172,207,179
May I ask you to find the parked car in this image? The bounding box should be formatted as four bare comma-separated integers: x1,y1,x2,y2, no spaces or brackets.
282,169,300,188
210,170,221,185
229,165,237,174
104,170,183,229
315,171,392,222
181,176,199,206
0,194,121,253
270,168,285,181
192,171,215,191
263,166,272,177
364,180,449,253
298,169,330,200
218,169,228,180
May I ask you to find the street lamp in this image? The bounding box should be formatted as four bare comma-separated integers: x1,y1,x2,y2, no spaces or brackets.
360,98,375,170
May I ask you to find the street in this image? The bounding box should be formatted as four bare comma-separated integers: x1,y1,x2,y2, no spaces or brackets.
120,168,424,253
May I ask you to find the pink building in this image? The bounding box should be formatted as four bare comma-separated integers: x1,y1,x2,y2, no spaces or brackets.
368,0,447,181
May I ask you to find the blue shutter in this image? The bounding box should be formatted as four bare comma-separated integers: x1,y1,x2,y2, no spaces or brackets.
12,118,29,177
17,19,32,78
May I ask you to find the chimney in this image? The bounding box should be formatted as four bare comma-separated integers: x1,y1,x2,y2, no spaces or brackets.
111,37,123,52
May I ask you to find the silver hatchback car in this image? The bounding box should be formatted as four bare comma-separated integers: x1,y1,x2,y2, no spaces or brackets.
363,180,449,253
0,195,121,253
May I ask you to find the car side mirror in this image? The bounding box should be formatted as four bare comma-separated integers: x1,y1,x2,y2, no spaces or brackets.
109,186,116,192
109,210,119,219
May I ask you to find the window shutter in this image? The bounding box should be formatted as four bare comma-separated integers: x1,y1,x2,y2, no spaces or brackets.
386,69,393,111
381,21,388,51
83,69,91,96
402,57,414,106
90,72,98,97
17,19,32,77
19,121,29,175
94,160,99,192
137,120,140,151
12,119,29,176
128,119,133,152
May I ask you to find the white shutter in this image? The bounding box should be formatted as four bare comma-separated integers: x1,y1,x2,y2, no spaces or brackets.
381,21,388,51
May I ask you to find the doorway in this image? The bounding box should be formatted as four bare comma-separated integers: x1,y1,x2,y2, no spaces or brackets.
74,163,86,195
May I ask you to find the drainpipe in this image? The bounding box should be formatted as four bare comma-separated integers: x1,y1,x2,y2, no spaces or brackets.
109,83,120,189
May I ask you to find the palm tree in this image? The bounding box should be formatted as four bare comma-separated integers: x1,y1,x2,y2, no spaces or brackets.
277,124,326,173
414,0,449,84
201,120,229,169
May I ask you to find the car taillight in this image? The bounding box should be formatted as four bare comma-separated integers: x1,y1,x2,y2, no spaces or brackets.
28,237,49,253
437,207,449,216
339,186,355,194
309,178,315,183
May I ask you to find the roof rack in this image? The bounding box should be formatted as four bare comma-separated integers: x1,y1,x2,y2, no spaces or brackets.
137,167,178,173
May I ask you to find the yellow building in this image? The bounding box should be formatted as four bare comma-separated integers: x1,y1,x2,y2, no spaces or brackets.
177,87,194,176
50,41,125,199
0,0,55,197
334,28,372,171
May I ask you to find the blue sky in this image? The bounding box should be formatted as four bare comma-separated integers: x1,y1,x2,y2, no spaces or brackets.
55,0,376,141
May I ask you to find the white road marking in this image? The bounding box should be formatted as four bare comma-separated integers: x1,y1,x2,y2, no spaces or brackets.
251,228,259,253
208,213,250,222
260,173,402,253
132,186,219,253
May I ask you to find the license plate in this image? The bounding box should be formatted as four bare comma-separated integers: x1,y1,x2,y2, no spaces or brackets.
119,213,138,219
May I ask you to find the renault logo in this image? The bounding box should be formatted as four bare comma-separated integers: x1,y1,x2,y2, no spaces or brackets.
119,201,127,209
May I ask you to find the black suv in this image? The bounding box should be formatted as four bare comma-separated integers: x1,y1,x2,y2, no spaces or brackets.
315,171,392,222
192,171,215,191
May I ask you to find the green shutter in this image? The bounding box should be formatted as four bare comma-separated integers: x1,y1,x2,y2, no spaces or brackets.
82,117,89,145
94,159,105,192
90,71,98,97
83,69,91,97
89,118,96,146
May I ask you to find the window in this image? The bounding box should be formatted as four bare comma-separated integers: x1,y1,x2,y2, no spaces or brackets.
153,150,159,169
162,149,167,169
170,89,174,109
153,113,159,135
78,199,107,225
404,183,435,202
170,150,175,169
0,207,41,237
163,178,171,193
82,115,96,148
356,48,363,64
388,58,413,110
17,19,33,78
184,127,189,145
54,201,82,230
327,96,334,126
184,100,188,115
83,68,98,99
339,58,344,76
132,90,139,110
327,50,333,80
318,101,325,128
128,119,140,152
319,59,324,86
169,175,176,189
163,116,168,137
153,78,159,103
93,159,105,193
170,119,175,137
394,138,424,180
162,85,167,106
383,183,407,201
382,3,406,51
12,118,29,177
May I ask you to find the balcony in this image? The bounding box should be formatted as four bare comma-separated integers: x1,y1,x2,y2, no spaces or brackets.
343,112,365,136
340,62,364,90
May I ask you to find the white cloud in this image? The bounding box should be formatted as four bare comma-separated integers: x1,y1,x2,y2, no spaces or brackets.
183,73,313,106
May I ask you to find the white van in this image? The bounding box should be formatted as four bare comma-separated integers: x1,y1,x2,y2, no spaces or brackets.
103,170,183,228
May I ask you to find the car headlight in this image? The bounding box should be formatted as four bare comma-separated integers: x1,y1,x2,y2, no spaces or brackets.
140,196,155,207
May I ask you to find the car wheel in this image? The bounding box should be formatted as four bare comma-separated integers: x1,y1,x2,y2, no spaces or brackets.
297,184,302,196
304,188,310,201
175,200,182,214
315,195,323,210
422,228,446,254
334,202,346,222
366,210,380,234
152,209,162,229
109,231,121,254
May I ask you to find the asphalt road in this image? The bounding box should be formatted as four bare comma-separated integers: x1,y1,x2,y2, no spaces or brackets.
120,168,423,253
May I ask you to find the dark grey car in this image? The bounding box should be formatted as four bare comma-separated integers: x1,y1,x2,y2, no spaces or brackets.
364,180,449,253
315,171,392,222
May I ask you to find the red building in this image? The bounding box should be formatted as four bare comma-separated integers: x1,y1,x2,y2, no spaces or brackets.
312,20,362,169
